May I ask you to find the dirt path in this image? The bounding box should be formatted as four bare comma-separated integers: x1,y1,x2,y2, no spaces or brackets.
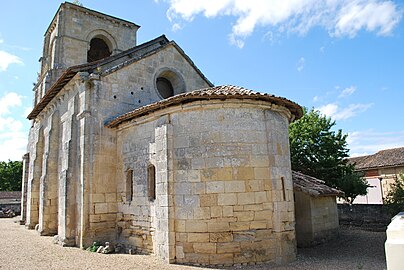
0,218,386,270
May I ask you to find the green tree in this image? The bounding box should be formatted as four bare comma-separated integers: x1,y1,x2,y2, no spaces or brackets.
384,174,404,216
0,160,23,191
289,108,368,203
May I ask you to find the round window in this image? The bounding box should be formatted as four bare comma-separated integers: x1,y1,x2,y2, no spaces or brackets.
156,77,174,99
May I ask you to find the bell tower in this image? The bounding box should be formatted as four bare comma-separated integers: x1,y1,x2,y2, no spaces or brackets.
33,2,140,106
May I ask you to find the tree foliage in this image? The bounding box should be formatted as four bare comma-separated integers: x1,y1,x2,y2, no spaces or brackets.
384,174,404,216
0,160,23,191
289,108,368,202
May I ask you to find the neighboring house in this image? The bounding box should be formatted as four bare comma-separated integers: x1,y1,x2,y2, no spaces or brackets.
21,2,304,266
349,147,404,204
292,171,343,247
0,191,21,214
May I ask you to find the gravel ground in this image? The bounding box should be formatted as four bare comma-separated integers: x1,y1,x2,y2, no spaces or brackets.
0,217,386,270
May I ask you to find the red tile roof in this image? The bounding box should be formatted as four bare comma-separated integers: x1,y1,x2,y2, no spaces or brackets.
105,85,303,128
349,147,404,170
292,171,344,197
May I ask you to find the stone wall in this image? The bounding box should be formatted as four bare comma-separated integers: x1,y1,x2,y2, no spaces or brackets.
338,204,392,231
115,100,297,265
295,192,339,247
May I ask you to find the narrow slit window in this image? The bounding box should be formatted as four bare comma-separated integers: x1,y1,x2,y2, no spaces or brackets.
148,165,156,201
126,169,133,202
281,177,286,201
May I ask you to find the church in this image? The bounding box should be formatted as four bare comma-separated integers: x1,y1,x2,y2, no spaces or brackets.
20,2,306,266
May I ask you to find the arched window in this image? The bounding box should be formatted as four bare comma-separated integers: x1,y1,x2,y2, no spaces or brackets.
154,69,185,99
156,77,174,99
148,165,156,201
126,170,133,202
87,38,111,62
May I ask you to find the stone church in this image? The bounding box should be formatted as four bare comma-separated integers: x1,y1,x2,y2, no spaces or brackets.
20,2,304,266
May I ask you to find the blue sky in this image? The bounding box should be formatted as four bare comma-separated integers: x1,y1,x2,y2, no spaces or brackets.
0,0,403,161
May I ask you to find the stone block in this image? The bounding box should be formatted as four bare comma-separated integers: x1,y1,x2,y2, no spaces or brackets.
209,232,233,243
218,193,237,206
246,180,264,192
176,232,187,242
200,194,217,207
176,245,185,259
237,193,255,205
255,191,267,203
186,220,208,232
250,221,268,229
254,167,270,179
94,203,108,214
230,221,250,231
209,253,234,265
234,211,254,221
193,182,205,194
217,242,240,253
193,243,216,254
193,207,211,220
174,182,192,195
222,206,234,217
105,193,116,202
208,221,230,232
234,167,254,180
224,181,245,193
217,167,233,181
244,204,263,211
182,242,194,253
210,206,222,218
188,233,209,242
108,203,118,213
206,181,224,194
92,193,105,203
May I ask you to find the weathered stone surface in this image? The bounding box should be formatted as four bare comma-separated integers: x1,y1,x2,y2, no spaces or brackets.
23,2,301,267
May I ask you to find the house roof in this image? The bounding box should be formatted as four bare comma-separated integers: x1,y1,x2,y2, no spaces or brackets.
349,147,404,170
292,171,344,197
0,191,21,200
28,35,212,120
105,85,303,128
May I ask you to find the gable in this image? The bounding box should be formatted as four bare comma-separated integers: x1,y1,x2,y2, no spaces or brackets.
28,36,212,120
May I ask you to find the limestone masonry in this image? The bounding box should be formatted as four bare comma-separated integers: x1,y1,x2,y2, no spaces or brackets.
21,2,304,266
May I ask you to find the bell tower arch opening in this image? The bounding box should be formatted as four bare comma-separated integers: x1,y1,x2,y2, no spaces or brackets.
87,37,112,62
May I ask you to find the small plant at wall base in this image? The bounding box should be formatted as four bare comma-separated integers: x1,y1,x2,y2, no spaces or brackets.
384,174,404,216
289,108,369,203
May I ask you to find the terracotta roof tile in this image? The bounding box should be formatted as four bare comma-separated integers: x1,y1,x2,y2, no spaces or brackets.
292,171,344,197
349,147,404,170
106,85,303,128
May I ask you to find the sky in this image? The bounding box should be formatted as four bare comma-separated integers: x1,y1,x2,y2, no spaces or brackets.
0,0,403,161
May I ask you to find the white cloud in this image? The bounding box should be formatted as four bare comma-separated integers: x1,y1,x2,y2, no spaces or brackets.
0,92,23,116
334,1,402,38
172,23,183,32
297,57,305,72
339,86,356,98
0,50,23,71
0,92,27,161
0,38,3,44
164,0,402,46
318,102,373,120
347,130,404,156
0,131,27,161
